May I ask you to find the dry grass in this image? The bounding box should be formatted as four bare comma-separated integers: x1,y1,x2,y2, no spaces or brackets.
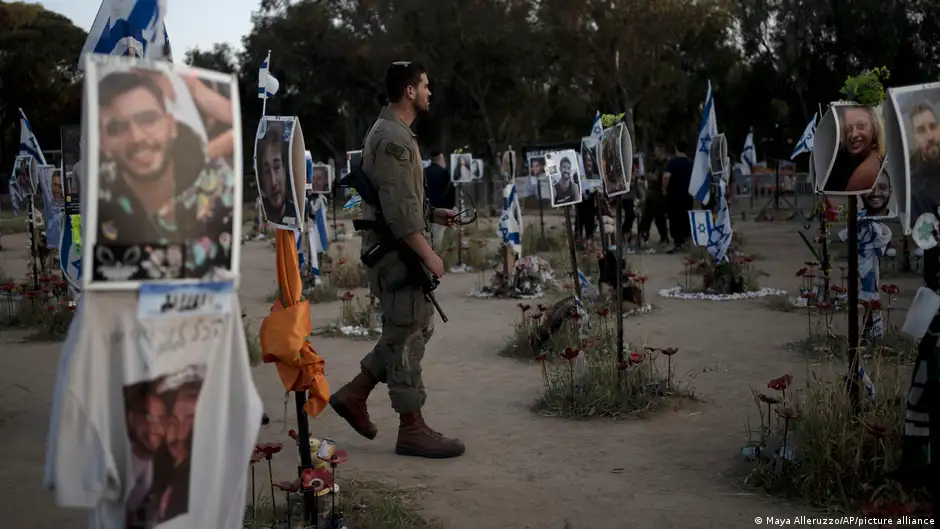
741,345,925,509
534,329,696,419
243,478,441,529
242,315,263,366
437,225,491,270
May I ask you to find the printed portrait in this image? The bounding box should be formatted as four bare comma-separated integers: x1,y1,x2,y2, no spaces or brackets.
546,149,582,207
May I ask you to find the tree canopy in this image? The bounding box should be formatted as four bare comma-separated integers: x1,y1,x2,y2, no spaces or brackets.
4,0,940,176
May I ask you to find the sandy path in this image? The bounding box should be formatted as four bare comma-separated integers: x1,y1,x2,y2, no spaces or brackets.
0,218,923,528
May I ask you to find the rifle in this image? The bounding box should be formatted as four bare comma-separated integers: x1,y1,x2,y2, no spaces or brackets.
341,166,448,323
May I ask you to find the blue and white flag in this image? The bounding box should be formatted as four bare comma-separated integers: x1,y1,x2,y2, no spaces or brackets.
8,108,47,215
576,268,596,300
258,51,280,99
740,128,756,176
689,81,718,203
343,194,362,210
840,217,891,339
707,178,734,262
688,210,714,247
790,113,817,160
590,110,603,138
496,183,523,258
312,195,330,253
80,0,171,69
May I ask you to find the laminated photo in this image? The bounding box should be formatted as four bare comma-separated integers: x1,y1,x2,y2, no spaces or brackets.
857,166,897,219
346,150,362,174
12,155,34,194
81,53,243,289
545,149,582,207
310,162,332,195
884,82,940,233
580,136,601,181
451,153,473,183
255,115,305,230
471,159,483,180
816,102,886,195
600,123,630,197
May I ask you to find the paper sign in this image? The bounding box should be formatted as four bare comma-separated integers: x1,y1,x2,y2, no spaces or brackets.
138,281,235,319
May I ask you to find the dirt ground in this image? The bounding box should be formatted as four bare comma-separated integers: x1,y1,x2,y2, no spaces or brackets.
0,216,925,528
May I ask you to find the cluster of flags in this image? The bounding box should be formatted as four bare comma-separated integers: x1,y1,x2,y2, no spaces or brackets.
8,109,47,216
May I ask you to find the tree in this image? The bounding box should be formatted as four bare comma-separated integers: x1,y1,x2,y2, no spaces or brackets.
0,2,87,172
185,43,237,73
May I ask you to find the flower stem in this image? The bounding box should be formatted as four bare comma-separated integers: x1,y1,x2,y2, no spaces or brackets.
267,459,277,520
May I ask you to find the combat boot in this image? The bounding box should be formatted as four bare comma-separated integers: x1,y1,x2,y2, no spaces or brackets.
329,369,379,439
395,412,465,458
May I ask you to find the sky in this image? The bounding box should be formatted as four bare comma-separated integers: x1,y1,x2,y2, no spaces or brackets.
27,0,256,55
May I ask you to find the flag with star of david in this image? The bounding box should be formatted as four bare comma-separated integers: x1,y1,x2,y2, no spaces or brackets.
690,81,718,203
790,113,817,160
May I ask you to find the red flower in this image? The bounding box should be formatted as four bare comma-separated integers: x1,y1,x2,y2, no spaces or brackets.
517,303,531,312
596,307,610,317
339,291,355,301
867,300,884,310
568,310,581,321
534,352,548,362
301,468,334,491
629,351,642,364
288,429,298,440
562,347,580,360
68,305,76,312
683,258,698,266
0,282,14,292
257,442,283,459
338,257,348,265
617,360,629,371
537,304,548,312
625,271,637,279
880,284,900,295
25,291,40,299
814,301,834,311
739,257,754,263
249,448,263,464
795,267,808,277
767,374,792,391
799,291,817,299
831,285,846,294
325,448,349,465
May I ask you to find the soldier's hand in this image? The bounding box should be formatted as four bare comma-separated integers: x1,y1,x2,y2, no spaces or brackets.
432,208,458,226
423,252,445,279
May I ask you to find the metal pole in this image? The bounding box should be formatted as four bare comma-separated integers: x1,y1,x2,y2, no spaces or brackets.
615,199,624,364
537,178,546,244
563,207,582,300
846,199,861,410
28,195,39,291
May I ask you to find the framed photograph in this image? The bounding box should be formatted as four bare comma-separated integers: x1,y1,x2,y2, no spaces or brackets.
857,165,897,219
580,136,601,181
254,115,305,230
600,123,630,197
526,153,546,178
346,150,362,175
81,54,242,290
545,149,582,207
450,153,473,183
12,155,34,194
309,162,332,195
304,150,313,191
884,82,940,233
123,363,206,527
471,158,483,180
37,165,65,249
816,102,886,196
499,149,516,179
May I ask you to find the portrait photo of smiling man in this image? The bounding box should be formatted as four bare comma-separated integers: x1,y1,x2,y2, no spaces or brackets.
858,168,895,218
256,117,299,227
88,57,240,284
907,98,940,222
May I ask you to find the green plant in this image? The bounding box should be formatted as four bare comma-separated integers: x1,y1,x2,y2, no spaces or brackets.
599,112,625,128
839,67,890,106
742,347,923,509
691,256,764,294
533,325,695,419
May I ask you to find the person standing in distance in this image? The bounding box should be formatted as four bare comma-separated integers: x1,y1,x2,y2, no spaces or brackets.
329,62,464,459
662,140,694,253
424,152,456,249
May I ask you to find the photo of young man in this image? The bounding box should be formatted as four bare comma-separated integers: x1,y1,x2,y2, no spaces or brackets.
547,150,582,207
256,117,298,227
310,163,331,194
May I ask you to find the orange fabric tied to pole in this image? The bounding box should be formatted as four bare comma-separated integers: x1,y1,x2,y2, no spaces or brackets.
260,229,330,416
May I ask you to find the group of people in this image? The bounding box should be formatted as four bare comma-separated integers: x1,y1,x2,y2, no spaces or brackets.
575,140,698,254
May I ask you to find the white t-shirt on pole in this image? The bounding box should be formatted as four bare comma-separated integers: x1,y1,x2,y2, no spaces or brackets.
44,292,263,529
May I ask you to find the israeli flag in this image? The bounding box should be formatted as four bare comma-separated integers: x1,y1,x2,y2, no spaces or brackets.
740,128,756,176
8,109,47,215
312,195,330,253
60,213,83,290
496,183,523,258
590,110,603,138
258,51,280,99
294,228,306,272
790,113,817,160
343,194,362,210
688,210,714,247
707,178,733,262
689,81,718,203
576,269,597,299
80,0,172,70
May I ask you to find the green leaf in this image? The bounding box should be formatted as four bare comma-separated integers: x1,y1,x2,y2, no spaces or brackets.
839,67,890,106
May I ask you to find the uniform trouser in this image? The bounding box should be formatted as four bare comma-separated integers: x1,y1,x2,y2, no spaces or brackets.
361,256,435,414
639,193,669,243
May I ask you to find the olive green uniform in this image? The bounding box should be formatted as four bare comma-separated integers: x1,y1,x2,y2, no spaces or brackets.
358,105,434,414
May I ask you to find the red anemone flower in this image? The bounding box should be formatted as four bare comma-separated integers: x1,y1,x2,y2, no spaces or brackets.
767,374,792,391
799,291,817,299
629,351,642,364
339,291,355,301
562,347,581,360
831,285,846,294
338,257,348,265
795,267,808,277
880,284,900,295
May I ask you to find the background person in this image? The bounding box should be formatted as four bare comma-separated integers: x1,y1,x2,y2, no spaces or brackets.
638,152,670,247
662,140,694,253
424,152,455,249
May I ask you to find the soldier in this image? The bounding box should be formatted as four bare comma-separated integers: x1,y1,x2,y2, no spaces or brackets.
329,62,465,458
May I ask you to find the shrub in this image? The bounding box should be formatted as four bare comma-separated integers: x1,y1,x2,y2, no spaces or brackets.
682,256,764,294
533,334,695,419
29,302,75,341
741,347,925,510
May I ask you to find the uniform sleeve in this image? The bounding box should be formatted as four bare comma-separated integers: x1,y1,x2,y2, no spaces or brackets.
373,136,425,239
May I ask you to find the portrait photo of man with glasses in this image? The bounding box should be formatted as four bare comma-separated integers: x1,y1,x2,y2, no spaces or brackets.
87,57,240,284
